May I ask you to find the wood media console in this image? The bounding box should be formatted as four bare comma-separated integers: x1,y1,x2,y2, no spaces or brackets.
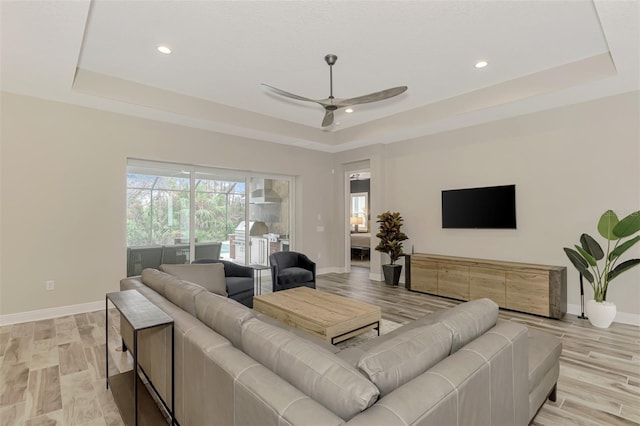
405,253,566,319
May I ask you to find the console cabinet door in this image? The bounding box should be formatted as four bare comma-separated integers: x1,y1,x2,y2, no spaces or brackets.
506,271,550,316
469,267,506,307
411,258,438,294
438,264,469,300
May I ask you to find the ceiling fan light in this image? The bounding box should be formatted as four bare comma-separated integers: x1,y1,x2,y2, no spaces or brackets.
345,108,354,113
475,60,488,69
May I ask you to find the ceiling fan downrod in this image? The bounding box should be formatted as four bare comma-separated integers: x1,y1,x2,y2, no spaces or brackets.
325,54,338,103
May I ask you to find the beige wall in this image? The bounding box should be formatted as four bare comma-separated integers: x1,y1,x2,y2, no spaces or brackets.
0,93,335,315
2,91,639,320
337,91,640,317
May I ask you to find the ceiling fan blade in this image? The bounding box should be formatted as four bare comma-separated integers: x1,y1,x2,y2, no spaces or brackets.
337,86,408,108
321,110,334,127
261,84,321,104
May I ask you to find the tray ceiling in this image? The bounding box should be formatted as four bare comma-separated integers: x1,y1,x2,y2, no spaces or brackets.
2,0,638,152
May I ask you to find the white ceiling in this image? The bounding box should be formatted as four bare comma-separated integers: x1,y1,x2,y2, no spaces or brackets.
2,0,638,152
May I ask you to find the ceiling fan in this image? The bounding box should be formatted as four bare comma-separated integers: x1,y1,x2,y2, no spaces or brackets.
262,54,408,127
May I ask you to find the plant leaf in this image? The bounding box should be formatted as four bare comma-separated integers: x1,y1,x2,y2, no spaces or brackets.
608,259,640,281
612,210,640,238
610,235,640,260
580,233,604,260
575,245,596,267
597,210,619,240
582,269,595,284
563,247,589,273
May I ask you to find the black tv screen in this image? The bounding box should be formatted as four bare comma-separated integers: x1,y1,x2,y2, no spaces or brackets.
442,185,516,229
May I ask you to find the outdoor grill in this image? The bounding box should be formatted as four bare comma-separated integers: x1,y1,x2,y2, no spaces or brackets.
232,221,269,265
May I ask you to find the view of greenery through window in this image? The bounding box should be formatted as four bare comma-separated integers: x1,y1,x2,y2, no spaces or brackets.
127,161,291,275
127,173,245,246
194,175,245,243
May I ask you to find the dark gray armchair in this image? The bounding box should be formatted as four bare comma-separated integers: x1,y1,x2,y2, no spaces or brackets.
192,259,254,308
269,251,316,292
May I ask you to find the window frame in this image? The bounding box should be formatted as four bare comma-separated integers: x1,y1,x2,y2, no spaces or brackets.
126,158,295,267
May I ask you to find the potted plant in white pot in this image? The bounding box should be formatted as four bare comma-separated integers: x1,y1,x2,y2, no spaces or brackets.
375,211,408,285
563,209,640,328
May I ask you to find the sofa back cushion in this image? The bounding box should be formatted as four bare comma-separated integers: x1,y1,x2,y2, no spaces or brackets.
241,318,379,420
160,263,227,296
357,322,453,396
438,298,499,353
195,291,254,349
164,279,206,316
141,268,177,297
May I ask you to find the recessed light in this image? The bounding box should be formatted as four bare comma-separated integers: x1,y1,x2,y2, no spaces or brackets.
157,45,172,54
475,60,488,69
345,108,354,113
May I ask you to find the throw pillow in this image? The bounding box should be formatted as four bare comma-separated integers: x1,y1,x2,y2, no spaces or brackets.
160,263,227,296
357,322,453,396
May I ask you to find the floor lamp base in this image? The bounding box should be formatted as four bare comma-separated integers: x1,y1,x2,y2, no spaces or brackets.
578,294,588,320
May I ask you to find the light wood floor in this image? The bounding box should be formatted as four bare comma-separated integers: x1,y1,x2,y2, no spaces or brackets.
0,307,133,426
320,267,640,426
0,267,638,425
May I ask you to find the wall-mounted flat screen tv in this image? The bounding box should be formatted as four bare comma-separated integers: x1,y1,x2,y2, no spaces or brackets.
442,184,516,229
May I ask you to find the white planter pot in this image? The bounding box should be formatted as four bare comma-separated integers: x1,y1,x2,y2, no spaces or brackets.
586,300,617,328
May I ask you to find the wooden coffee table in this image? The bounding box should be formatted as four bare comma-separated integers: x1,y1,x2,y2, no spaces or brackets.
253,287,381,344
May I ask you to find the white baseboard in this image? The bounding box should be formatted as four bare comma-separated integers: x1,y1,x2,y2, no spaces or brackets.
369,272,383,282
317,266,346,275
0,300,106,326
566,303,640,326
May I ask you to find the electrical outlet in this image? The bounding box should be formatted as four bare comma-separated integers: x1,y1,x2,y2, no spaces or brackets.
45,280,55,290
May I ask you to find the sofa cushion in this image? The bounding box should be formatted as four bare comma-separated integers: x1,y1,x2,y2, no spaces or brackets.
195,291,254,349
164,279,207,316
278,267,313,285
241,318,379,420
141,268,179,297
528,328,562,392
438,298,499,353
160,263,227,296
357,322,453,396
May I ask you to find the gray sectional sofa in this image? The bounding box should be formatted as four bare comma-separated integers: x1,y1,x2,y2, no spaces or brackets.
119,268,560,425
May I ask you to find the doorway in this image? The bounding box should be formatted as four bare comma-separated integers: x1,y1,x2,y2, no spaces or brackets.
347,170,371,269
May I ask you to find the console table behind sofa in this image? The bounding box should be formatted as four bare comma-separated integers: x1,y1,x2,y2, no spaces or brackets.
405,253,566,319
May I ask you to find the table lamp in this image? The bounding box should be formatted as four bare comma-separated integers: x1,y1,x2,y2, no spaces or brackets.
350,216,364,232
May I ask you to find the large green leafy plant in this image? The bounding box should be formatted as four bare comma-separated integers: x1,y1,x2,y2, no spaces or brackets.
564,210,640,302
375,211,408,264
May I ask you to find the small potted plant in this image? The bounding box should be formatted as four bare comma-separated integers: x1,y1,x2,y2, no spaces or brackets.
375,211,408,285
563,209,640,328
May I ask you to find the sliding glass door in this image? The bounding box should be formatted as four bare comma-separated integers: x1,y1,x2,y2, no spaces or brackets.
126,160,292,276
126,165,191,276
194,173,245,262
247,177,290,266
